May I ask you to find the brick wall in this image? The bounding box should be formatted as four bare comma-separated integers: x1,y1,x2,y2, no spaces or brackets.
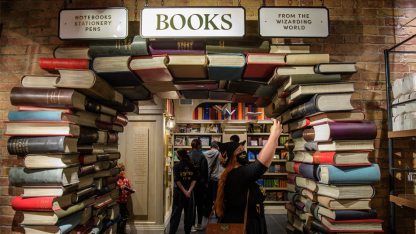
0,0,415,233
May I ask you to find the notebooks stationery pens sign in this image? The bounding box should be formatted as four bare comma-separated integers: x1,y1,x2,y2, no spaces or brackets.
59,7,128,40
259,7,329,38
140,7,245,38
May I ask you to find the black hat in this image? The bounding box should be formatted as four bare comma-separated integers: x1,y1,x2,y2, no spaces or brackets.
218,141,246,160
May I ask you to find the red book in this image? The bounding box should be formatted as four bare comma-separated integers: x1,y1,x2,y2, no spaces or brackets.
130,55,173,82
243,53,286,80
12,196,54,211
112,114,128,127
39,58,90,71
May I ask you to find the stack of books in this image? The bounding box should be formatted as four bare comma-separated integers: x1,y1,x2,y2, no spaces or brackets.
261,53,384,232
7,57,132,233
391,73,416,131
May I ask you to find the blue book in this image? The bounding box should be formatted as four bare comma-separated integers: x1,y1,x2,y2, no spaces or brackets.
204,104,210,120
316,164,380,185
207,53,246,80
8,111,72,121
58,211,82,234
299,163,319,180
318,206,377,220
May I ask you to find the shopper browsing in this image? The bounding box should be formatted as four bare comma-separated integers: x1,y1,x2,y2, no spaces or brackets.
189,139,208,232
203,141,224,217
215,119,282,234
116,163,135,234
169,149,197,234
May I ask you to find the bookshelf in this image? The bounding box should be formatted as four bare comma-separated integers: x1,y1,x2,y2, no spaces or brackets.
384,34,416,234
171,120,289,213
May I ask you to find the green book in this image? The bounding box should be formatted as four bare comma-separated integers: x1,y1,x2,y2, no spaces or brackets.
278,74,341,97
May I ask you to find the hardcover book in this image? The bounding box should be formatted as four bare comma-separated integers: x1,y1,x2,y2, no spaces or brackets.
21,75,59,88
317,184,375,199
318,206,377,220
316,164,381,185
39,58,90,71
299,163,319,180
243,53,285,80
89,35,148,57
92,56,141,86
207,53,246,80
285,54,330,65
10,87,86,111
321,216,383,232
314,63,357,74
317,196,372,210
287,111,366,131
54,46,90,59
293,151,370,166
269,44,310,54
12,195,74,211
9,167,79,187
303,121,377,142
22,210,82,233
287,82,355,104
4,121,80,137
7,136,78,155
130,54,173,82
22,184,78,197
167,55,208,79
290,93,354,120
148,40,205,55
114,85,151,101
227,80,264,95
143,81,177,93
206,39,270,54
24,154,80,169
56,69,122,105
304,140,375,151
278,74,342,97
174,81,218,91
295,177,318,192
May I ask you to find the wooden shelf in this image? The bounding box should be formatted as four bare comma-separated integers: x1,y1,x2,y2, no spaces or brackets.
173,133,223,136
263,172,288,176
390,194,416,209
388,129,416,138
264,201,289,204
263,187,288,191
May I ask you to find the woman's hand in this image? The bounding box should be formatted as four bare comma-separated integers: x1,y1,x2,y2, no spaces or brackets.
270,119,283,139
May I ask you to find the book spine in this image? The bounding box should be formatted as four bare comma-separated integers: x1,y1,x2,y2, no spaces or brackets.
197,107,203,120
318,164,381,184
8,111,64,121
107,132,119,144
11,196,54,211
299,163,318,180
78,127,99,145
313,152,336,164
238,103,243,120
58,211,83,233
89,36,148,57
9,167,63,186
204,104,210,120
333,209,377,220
39,58,90,70
10,87,82,109
79,165,95,176
327,122,377,140
149,40,205,55
7,136,67,155
291,96,319,120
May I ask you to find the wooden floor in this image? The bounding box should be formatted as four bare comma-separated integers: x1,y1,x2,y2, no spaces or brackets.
166,214,287,234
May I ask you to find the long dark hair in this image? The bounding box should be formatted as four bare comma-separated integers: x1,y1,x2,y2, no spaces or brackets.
215,144,245,218
177,149,193,166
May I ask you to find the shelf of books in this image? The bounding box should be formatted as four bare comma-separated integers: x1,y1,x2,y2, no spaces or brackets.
7,58,134,233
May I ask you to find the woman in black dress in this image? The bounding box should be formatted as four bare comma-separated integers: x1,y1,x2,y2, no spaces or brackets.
215,119,282,234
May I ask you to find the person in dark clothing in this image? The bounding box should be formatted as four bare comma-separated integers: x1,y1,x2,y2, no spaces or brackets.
229,135,240,143
169,149,197,234
189,139,208,231
215,119,282,234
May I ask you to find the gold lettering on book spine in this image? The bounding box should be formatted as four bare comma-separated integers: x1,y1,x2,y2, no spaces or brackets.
46,89,62,105
10,138,29,154
177,41,193,50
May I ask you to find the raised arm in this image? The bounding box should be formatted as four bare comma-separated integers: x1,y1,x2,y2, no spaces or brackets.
257,119,282,167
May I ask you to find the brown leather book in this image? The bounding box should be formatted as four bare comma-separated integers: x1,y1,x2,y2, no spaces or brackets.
302,128,315,142
10,87,86,111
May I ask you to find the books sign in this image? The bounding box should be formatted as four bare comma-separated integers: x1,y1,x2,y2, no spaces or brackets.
59,8,128,40
259,7,329,38
141,7,245,38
